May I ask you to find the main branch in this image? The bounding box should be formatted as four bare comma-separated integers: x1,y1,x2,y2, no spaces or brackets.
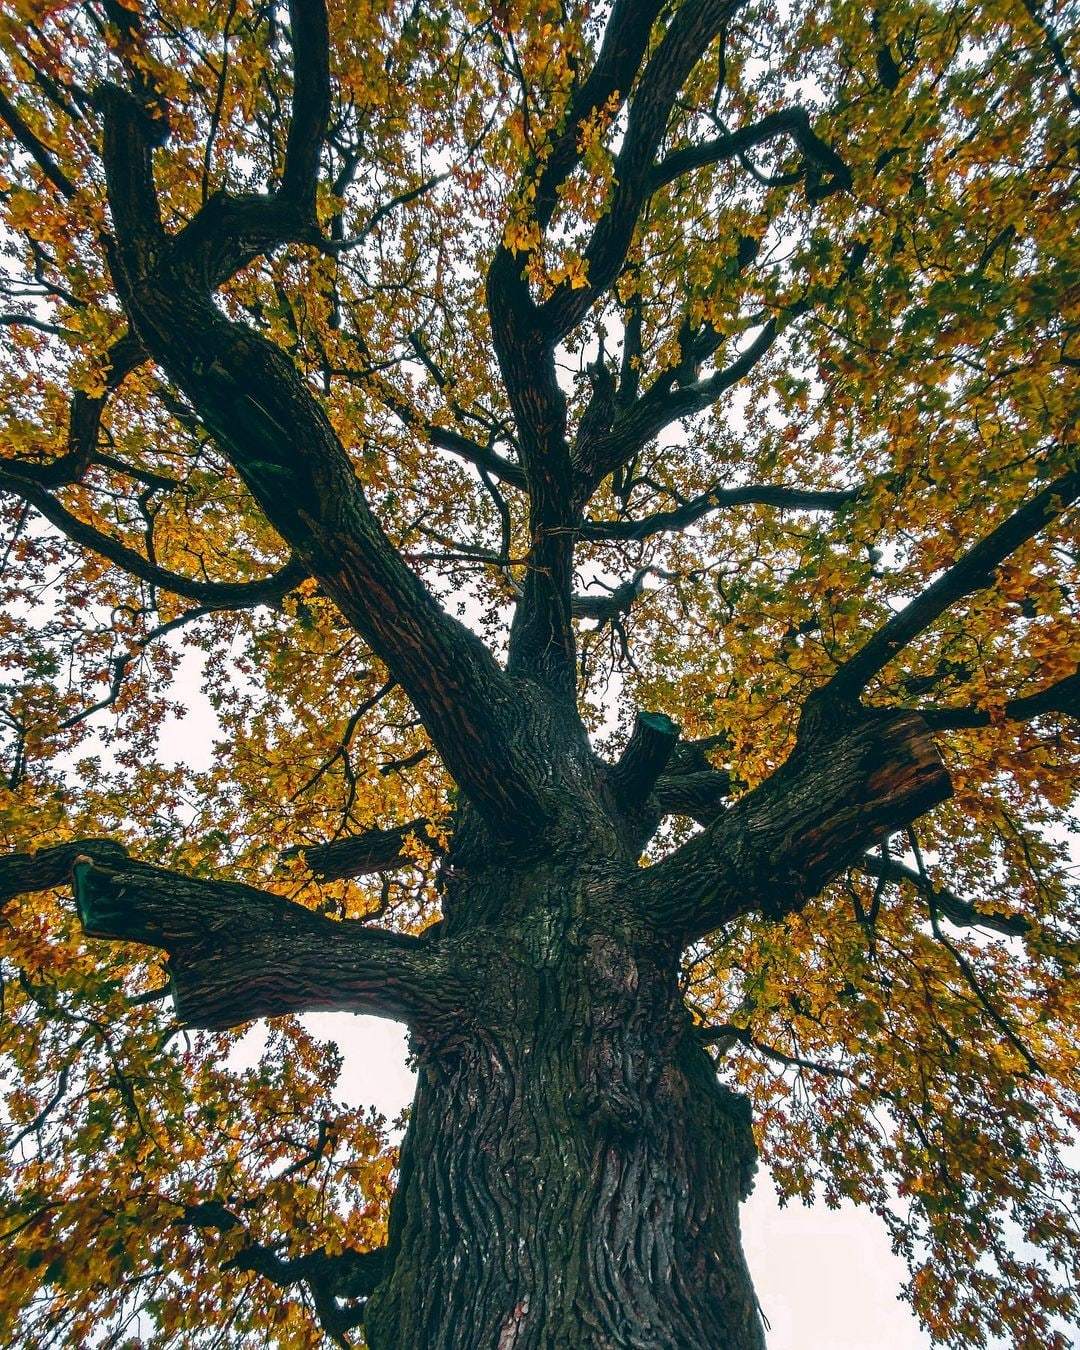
633,708,951,942
73,855,467,1031
95,60,553,839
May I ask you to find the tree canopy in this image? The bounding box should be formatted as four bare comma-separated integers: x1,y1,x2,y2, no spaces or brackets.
0,0,1077,1345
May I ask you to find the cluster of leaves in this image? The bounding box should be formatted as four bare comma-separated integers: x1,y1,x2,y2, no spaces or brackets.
0,0,1077,1344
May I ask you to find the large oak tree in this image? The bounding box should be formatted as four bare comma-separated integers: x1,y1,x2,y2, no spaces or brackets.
0,0,1078,1345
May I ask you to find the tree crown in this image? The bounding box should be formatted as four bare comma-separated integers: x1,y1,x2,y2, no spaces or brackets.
0,0,1078,1344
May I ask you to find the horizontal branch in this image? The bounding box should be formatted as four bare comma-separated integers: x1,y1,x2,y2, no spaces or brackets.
581,481,858,541
632,708,951,943
73,855,466,1030
299,818,442,881
179,1200,385,1345
0,467,307,608
649,106,851,196
916,669,1080,729
650,762,731,823
0,838,128,907
855,854,1029,938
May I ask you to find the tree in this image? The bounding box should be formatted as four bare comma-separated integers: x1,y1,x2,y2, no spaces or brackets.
0,0,1077,1343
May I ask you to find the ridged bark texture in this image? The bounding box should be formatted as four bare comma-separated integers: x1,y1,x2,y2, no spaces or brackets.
364,867,765,1350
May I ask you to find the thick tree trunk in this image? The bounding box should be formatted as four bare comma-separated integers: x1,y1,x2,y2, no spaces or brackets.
364,865,765,1350
66,703,947,1347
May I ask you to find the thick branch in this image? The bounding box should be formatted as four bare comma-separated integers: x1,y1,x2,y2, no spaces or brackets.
632,708,951,943
541,0,743,341
531,0,667,231
817,467,1080,705
493,0,742,692
610,710,679,808
280,0,331,210
73,855,465,1030
650,764,731,823
98,86,553,838
0,838,128,907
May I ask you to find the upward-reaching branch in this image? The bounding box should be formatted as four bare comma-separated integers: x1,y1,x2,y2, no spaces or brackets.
489,0,742,696
814,465,1080,709
94,29,553,840
578,316,790,491
541,0,743,342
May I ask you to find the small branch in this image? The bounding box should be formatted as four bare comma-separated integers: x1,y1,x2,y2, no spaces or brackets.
581,482,857,541
650,762,731,823
698,1022,854,1082
580,316,792,490
177,1200,386,1346
0,468,308,608
856,853,1030,938
916,669,1080,729
907,829,1042,1075
816,466,1080,706
0,333,144,489
0,86,77,197
571,567,652,622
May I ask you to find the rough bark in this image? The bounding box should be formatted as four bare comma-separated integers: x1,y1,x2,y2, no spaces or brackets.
364,863,765,1350
54,700,952,1349
72,855,464,1031
30,6,1006,1341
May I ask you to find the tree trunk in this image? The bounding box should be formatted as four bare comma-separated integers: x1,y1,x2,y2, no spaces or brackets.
364,861,765,1350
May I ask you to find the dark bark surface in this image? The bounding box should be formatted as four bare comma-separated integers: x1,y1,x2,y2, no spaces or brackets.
365,863,765,1350
65,698,951,1348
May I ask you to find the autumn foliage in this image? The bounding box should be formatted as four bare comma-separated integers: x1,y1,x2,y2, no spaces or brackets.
0,0,1078,1345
